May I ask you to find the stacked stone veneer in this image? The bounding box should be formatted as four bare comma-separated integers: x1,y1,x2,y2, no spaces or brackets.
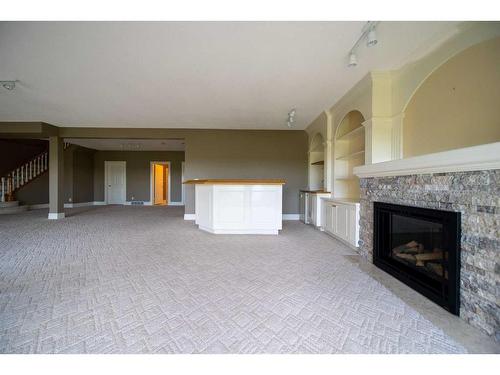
358,170,499,341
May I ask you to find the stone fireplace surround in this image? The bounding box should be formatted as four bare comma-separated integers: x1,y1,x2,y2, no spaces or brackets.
354,142,500,342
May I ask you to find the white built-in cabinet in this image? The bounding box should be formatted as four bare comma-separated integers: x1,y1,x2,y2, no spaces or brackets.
300,191,331,227
310,192,331,227
321,198,360,249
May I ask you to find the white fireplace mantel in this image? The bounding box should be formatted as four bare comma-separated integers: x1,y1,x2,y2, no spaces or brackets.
353,142,500,178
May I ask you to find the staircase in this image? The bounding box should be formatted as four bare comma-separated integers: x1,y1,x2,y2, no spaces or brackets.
0,150,48,213
0,142,70,214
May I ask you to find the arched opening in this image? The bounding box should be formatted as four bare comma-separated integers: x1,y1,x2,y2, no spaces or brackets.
333,110,365,199
309,132,325,190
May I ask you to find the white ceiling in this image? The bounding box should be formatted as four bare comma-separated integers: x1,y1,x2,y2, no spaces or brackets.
67,138,185,151
0,22,460,130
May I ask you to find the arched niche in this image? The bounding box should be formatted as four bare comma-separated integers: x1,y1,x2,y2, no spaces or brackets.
402,36,500,157
333,110,365,199
308,132,326,190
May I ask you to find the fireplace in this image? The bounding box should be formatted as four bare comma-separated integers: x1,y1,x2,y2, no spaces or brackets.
373,202,461,315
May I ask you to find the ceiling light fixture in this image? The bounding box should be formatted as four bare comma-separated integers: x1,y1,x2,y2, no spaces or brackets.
348,52,358,68
286,108,296,128
1,80,18,91
366,29,378,47
347,21,380,68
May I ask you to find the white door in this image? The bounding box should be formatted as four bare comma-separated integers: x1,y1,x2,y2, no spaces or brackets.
105,161,126,204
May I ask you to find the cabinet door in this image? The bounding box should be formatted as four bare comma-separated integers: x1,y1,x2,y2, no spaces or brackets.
347,206,357,246
310,196,317,226
330,204,337,235
307,194,314,224
324,204,334,234
335,204,349,241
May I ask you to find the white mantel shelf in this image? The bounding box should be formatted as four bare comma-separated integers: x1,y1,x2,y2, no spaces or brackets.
353,142,500,178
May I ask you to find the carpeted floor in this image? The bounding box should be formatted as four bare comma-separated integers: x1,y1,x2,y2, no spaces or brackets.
0,205,477,353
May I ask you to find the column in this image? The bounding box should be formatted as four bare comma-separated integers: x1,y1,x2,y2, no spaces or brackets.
48,136,65,219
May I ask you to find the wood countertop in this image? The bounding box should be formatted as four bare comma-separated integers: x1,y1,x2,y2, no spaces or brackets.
300,189,331,194
183,179,286,185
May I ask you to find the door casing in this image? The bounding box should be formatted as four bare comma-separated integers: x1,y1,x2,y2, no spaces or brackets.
149,161,171,205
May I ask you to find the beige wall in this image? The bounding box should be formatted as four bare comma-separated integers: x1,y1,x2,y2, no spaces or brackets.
184,130,308,214
403,37,500,157
93,151,185,203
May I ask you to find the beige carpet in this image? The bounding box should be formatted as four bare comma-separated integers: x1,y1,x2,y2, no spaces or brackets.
0,206,468,353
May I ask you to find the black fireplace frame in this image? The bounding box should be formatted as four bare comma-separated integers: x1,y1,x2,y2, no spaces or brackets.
373,202,461,315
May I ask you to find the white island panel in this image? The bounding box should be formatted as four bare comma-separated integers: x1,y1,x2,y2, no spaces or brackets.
192,183,283,235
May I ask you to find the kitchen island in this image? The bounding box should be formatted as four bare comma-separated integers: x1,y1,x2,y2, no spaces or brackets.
183,179,286,234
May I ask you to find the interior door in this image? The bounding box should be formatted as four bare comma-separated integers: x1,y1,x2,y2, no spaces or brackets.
154,164,165,205
106,161,126,204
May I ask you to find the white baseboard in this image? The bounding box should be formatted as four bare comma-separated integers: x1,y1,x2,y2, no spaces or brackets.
199,225,278,235
48,212,65,220
282,214,300,220
169,201,184,206
184,214,196,220
31,201,107,210
64,201,95,208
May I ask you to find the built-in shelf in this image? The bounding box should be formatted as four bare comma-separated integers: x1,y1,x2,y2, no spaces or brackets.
311,160,324,165
333,110,366,200
337,125,364,141
336,150,365,161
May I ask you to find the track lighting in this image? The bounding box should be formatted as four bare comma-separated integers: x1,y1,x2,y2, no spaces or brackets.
348,53,358,68
347,21,380,68
366,29,377,47
286,108,296,128
1,80,18,91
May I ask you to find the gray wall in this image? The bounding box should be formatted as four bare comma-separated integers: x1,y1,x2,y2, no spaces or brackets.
0,139,47,176
16,172,49,205
93,151,185,203
184,130,308,214
73,148,95,203
9,127,309,213
14,145,95,206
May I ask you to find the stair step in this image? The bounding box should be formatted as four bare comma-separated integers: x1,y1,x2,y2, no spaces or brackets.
0,204,28,215
0,201,20,208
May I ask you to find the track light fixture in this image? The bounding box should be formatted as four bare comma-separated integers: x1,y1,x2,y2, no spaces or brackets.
0,80,18,91
286,108,296,128
348,53,358,68
347,21,380,68
366,29,378,47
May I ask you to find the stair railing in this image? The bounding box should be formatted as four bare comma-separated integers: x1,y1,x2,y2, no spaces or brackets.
0,151,49,202
0,142,72,202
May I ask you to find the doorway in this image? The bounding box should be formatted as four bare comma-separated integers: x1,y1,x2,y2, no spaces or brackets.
150,162,170,205
105,161,126,204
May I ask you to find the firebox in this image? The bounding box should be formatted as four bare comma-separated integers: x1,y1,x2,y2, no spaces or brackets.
373,202,461,315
